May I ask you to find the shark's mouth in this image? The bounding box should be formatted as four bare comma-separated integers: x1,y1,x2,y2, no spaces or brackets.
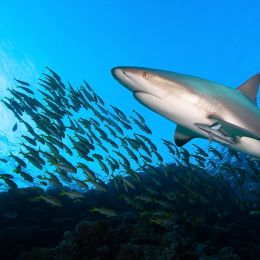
133,91,162,100
132,91,165,115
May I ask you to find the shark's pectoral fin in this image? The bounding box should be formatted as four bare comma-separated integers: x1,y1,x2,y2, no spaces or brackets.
208,115,260,140
174,125,200,147
237,74,260,104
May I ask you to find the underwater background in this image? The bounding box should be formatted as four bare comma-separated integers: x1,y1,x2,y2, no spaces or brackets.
0,1,260,259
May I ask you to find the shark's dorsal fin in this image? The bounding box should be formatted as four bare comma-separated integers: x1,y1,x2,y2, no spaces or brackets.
174,125,198,147
237,74,260,104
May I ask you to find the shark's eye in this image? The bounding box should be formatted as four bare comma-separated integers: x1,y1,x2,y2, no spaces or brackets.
143,72,152,79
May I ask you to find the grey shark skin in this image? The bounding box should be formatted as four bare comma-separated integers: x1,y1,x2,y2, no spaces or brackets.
111,66,260,159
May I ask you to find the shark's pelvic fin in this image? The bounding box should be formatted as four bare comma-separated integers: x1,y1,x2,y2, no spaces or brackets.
194,122,236,145
208,114,260,140
174,125,199,147
237,74,260,104
210,122,222,131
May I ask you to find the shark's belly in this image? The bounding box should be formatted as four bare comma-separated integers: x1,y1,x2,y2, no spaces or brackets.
134,91,260,158
232,137,260,158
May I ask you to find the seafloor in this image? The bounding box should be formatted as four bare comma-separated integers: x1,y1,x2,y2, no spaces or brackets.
0,164,259,260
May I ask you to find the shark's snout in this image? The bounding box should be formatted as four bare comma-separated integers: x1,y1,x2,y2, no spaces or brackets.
111,67,124,80
111,66,172,99
111,66,140,92
111,67,132,81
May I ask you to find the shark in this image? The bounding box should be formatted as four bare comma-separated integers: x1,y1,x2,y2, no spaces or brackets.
111,67,260,159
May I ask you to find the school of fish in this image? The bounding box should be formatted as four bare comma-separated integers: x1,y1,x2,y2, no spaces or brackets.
0,68,259,209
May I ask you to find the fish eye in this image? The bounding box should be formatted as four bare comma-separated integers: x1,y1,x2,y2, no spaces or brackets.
143,72,152,79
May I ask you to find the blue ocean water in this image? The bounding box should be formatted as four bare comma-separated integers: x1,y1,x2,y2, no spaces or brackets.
0,1,260,259
0,0,259,188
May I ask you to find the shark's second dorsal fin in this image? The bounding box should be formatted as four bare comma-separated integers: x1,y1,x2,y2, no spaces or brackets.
174,125,199,147
237,74,260,104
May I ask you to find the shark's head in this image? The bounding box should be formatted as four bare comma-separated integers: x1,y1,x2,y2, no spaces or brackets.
111,67,198,113
111,66,176,99
111,66,207,132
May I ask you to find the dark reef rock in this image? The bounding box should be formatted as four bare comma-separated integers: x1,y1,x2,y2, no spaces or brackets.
0,167,259,260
